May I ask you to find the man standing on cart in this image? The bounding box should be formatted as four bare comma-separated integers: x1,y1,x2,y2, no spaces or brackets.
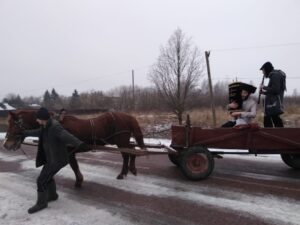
222,83,257,127
260,62,286,127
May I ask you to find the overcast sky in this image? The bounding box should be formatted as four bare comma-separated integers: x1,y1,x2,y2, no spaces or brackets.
0,0,299,100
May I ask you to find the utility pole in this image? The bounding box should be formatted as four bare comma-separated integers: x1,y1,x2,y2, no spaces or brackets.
205,51,217,128
132,69,135,111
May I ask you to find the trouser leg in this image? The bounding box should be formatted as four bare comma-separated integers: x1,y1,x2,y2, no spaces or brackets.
271,115,284,127
263,116,273,128
47,179,59,201
221,121,236,127
37,164,61,192
28,164,61,214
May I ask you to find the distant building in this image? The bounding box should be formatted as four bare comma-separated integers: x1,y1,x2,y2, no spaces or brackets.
0,103,15,110
0,103,15,117
29,103,41,109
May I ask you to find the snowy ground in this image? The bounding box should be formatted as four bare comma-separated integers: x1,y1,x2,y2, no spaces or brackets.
0,133,299,225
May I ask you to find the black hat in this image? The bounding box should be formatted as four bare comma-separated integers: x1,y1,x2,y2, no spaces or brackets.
260,62,274,75
240,83,256,94
36,107,50,120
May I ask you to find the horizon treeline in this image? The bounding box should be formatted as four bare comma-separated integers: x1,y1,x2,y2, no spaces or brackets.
1,80,300,112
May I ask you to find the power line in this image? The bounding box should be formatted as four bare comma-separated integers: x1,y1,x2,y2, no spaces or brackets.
210,42,300,52
211,76,300,80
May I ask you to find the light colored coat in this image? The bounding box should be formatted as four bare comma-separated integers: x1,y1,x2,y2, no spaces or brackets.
236,96,257,125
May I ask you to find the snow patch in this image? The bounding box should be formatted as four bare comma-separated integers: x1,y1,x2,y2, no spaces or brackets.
0,172,137,225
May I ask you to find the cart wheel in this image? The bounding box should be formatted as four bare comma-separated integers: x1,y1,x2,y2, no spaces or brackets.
168,153,180,166
180,147,214,181
281,154,300,169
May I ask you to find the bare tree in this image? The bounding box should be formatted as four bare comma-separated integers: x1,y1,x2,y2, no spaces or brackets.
149,28,205,124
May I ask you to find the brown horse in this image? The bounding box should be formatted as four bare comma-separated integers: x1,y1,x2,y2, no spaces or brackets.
3,110,145,186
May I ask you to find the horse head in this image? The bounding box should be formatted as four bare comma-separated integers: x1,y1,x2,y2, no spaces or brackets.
3,110,39,151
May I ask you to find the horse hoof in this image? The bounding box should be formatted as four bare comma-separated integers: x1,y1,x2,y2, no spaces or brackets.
129,168,137,176
117,174,124,180
75,181,82,188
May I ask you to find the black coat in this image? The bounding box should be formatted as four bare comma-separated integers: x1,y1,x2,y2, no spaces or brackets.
24,119,83,168
263,70,286,116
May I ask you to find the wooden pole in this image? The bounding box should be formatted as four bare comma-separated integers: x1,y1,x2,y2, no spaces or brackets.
257,75,265,104
205,51,217,128
132,69,135,111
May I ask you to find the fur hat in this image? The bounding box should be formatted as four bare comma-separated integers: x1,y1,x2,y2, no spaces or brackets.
36,107,50,120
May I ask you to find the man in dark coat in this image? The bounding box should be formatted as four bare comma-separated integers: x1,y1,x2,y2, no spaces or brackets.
23,107,87,214
260,62,286,127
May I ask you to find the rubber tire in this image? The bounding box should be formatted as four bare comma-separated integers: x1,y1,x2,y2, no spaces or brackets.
168,153,180,166
180,146,214,181
281,154,300,169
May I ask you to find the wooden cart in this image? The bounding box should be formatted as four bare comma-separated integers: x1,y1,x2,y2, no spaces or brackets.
168,123,300,180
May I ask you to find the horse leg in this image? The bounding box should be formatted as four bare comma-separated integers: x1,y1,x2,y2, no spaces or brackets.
69,153,84,188
117,153,129,180
129,154,137,176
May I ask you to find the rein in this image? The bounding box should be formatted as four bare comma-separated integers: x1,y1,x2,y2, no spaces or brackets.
19,146,30,159
0,139,30,160
22,142,38,147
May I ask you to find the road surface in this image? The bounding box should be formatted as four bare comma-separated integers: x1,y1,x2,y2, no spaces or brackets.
0,144,299,225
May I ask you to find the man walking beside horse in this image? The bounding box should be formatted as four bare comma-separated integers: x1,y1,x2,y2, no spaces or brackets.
22,107,89,214
4,107,145,214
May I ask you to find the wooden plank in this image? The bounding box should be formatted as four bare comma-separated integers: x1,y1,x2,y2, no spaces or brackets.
91,145,178,156
257,131,300,148
22,141,178,156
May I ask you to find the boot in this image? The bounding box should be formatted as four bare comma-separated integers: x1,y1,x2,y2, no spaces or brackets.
28,191,48,214
47,180,59,202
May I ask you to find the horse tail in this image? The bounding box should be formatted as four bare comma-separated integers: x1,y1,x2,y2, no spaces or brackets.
130,116,145,148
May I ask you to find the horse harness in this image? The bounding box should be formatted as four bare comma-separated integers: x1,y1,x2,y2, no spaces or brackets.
89,118,97,148
88,112,131,148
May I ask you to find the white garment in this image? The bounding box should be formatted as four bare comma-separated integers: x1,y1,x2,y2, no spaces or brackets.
235,96,257,125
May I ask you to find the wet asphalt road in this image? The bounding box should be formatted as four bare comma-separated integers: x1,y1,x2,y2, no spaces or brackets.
0,144,299,225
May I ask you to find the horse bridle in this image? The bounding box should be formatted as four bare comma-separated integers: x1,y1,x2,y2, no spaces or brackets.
5,117,26,141
3,117,30,155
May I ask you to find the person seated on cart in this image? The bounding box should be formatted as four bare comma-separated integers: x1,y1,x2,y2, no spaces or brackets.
54,108,67,122
222,82,257,127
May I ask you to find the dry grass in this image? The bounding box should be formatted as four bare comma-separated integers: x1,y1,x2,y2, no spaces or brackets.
0,117,7,126
185,107,264,128
133,104,300,130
